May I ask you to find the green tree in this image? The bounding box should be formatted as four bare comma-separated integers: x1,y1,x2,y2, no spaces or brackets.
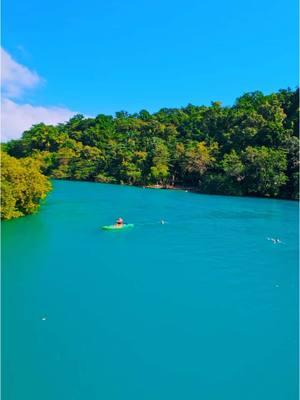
242,146,288,197
149,141,170,184
221,150,245,181
183,141,218,185
1,152,51,220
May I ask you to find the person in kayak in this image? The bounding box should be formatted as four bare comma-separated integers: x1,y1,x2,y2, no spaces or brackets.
115,217,124,228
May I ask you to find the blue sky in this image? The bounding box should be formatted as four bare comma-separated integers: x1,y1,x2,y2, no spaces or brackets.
2,0,299,139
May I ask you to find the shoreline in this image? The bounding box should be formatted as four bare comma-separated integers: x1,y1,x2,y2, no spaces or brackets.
144,184,194,191
50,179,298,201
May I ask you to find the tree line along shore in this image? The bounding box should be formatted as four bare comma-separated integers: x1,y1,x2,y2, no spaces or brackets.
1,88,299,220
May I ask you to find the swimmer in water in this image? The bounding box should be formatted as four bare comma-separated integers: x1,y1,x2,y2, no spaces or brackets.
267,237,282,244
161,220,165,224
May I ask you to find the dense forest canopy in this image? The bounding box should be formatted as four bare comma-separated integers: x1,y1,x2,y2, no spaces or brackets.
0,152,51,220
4,88,300,200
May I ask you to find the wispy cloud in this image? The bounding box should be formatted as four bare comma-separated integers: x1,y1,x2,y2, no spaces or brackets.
1,47,76,141
1,48,42,98
1,98,76,142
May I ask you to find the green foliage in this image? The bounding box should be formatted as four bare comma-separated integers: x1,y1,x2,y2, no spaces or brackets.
183,141,218,186
1,152,52,220
241,146,288,197
150,141,170,183
4,87,299,199
221,150,245,180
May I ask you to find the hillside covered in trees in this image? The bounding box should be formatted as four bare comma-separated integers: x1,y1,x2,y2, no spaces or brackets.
4,88,299,200
1,152,51,220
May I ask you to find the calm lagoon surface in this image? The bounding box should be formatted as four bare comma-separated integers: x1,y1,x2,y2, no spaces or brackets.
2,180,299,400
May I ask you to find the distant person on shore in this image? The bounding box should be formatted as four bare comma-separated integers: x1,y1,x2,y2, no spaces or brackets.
115,217,124,228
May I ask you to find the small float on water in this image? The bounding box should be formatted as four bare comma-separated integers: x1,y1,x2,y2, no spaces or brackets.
102,223,134,231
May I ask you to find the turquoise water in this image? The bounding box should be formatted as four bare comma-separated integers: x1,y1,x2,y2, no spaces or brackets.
2,180,299,400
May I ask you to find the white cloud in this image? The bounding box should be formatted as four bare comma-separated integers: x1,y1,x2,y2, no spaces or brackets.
1,48,77,141
1,48,42,98
1,98,76,141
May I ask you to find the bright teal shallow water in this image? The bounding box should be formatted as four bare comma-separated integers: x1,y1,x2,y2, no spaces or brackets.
2,180,299,400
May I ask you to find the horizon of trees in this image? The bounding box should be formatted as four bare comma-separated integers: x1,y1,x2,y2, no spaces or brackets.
2,87,299,210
